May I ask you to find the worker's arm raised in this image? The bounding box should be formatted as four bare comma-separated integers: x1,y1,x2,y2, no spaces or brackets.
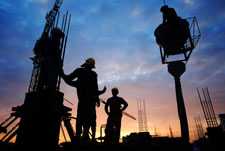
60,68,79,87
98,86,107,95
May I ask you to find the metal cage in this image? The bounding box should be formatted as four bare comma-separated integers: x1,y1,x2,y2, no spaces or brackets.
159,17,201,64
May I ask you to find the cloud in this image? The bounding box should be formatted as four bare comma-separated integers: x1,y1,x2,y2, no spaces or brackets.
184,0,194,5
26,0,50,4
0,1,13,12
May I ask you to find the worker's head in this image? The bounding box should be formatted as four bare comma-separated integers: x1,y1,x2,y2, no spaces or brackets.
160,5,178,21
160,5,169,13
111,87,119,96
81,57,96,69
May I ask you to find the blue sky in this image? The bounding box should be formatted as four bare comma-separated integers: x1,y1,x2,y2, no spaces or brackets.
0,0,225,140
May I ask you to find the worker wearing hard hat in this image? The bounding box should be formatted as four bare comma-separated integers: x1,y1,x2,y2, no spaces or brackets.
61,58,106,142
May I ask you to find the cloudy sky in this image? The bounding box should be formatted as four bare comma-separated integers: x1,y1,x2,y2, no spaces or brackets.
0,0,225,142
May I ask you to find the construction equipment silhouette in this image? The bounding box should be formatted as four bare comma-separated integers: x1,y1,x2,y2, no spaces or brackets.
0,0,75,149
197,88,219,128
137,100,148,132
154,1,201,143
0,97,76,142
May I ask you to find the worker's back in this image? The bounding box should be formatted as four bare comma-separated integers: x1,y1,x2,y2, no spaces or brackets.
73,67,98,103
106,96,127,117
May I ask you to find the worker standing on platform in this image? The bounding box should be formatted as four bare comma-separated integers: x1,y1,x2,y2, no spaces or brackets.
154,5,190,53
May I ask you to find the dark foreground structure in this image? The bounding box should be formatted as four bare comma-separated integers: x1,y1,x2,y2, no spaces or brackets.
0,138,192,151
0,133,224,151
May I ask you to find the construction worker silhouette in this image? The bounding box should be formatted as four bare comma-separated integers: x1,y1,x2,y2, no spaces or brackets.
33,28,64,91
45,28,64,90
154,5,190,55
61,58,106,141
104,88,128,143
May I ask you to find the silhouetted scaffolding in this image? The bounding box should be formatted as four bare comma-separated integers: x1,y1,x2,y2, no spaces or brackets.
0,0,75,149
197,88,219,128
194,116,205,139
28,0,70,92
219,114,225,132
169,126,174,138
137,100,148,132
197,88,225,151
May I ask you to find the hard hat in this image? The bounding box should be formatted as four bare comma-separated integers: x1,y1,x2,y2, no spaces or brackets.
82,57,95,68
